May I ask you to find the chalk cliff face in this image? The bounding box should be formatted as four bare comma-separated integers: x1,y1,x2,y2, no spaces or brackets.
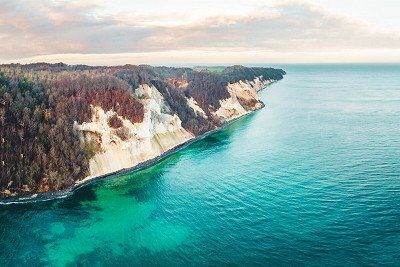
0,63,285,198
187,97,208,119
73,76,274,181
213,76,272,122
75,84,194,180
75,77,271,181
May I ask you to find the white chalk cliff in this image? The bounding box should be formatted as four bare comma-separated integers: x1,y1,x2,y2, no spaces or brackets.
213,76,272,122
75,77,270,183
75,84,194,182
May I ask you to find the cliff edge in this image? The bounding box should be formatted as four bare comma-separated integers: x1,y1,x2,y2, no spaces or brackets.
0,64,285,199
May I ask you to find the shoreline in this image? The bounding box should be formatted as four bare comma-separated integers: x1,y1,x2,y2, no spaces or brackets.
0,82,276,205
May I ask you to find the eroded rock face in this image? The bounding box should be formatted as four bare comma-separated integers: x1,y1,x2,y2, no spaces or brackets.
187,97,208,119
213,76,270,122
74,78,267,182
75,84,194,180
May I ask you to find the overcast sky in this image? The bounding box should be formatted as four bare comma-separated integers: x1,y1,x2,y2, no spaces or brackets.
1,0,399,65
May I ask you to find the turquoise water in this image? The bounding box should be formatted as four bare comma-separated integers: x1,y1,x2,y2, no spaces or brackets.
1,64,400,266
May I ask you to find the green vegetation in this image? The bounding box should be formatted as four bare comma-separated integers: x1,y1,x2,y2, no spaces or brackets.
193,66,227,73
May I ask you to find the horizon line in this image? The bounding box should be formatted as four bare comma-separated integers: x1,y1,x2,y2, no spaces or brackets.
1,61,400,67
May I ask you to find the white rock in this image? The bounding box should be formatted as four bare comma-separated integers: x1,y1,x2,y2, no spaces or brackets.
187,97,208,118
213,76,267,122
75,85,194,182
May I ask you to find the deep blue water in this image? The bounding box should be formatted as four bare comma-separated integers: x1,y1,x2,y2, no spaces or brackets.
0,64,399,266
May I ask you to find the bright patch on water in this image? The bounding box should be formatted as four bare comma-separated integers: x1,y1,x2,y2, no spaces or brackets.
43,173,189,266
0,64,399,265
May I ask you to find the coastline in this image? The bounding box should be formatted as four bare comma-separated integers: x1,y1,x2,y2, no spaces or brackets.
0,82,276,205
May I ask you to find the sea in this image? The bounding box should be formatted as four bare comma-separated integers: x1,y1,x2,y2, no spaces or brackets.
0,64,399,266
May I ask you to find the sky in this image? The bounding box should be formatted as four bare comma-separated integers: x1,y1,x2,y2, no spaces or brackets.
0,0,399,65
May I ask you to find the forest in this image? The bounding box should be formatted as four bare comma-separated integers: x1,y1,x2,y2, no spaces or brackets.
0,63,285,197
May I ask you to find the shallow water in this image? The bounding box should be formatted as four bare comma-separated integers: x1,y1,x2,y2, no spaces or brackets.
1,64,400,266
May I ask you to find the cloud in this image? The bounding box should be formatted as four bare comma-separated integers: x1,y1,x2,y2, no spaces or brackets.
0,0,152,59
0,0,399,63
145,1,400,52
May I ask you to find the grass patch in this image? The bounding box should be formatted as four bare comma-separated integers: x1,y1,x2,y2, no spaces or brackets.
192,66,227,73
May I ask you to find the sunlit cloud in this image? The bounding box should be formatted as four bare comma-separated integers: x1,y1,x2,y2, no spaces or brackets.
0,0,399,64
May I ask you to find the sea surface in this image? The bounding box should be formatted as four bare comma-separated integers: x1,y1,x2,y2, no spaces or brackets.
1,64,400,266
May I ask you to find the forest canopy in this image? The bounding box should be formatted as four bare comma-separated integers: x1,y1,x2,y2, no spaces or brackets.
0,63,285,197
